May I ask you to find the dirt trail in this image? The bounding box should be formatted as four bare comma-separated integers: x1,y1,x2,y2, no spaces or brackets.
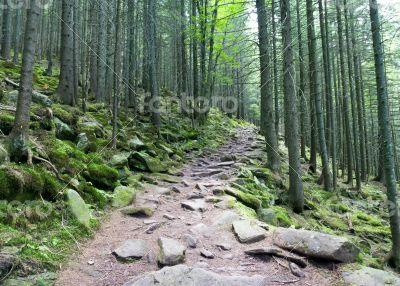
55,127,343,286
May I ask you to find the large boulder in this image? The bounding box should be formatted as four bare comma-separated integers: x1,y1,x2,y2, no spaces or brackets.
6,90,53,107
76,133,90,152
342,266,400,286
54,117,76,141
110,152,130,168
123,265,266,286
65,189,91,228
273,228,360,263
128,136,145,150
128,152,167,173
3,272,57,286
157,238,186,266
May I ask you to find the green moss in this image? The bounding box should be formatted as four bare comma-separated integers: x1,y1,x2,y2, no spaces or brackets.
0,113,15,134
112,186,138,208
84,163,119,190
235,202,257,218
272,206,294,227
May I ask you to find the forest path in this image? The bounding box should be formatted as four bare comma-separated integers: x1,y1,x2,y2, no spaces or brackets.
55,127,342,286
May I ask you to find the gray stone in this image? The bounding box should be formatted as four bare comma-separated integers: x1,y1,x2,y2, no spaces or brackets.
123,265,265,286
200,249,214,259
128,136,145,150
181,200,206,212
232,220,267,243
145,222,164,234
7,90,52,107
76,133,90,152
216,243,232,251
157,238,186,266
212,211,241,229
342,266,400,286
113,240,149,260
65,189,91,228
54,117,76,141
273,228,360,263
190,223,211,237
182,234,198,248
110,152,130,168
163,214,176,220
212,188,225,196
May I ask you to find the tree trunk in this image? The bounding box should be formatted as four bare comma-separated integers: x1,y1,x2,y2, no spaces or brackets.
1,0,12,61
281,0,304,212
369,0,400,270
256,0,280,173
57,0,75,106
9,0,41,162
306,0,332,191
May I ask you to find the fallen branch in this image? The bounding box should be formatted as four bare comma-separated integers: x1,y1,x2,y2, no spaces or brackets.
0,104,16,112
245,247,307,268
4,77,19,88
32,155,62,180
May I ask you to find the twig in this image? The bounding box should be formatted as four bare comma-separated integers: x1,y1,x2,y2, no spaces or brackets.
32,155,62,180
272,256,289,269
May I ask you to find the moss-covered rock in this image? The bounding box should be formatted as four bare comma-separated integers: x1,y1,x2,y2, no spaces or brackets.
112,186,138,208
128,136,145,150
54,117,76,141
110,152,130,168
128,152,168,173
0,165,61,201
84,163,119,190
66,189,91,228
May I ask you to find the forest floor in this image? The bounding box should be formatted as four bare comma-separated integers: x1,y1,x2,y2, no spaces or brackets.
55,126,344,286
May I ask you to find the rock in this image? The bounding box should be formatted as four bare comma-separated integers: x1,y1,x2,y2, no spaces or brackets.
187,192,204,200
0,143,9,164
196,183,208,192
65,189,91,228
113,240,149,260
181,200,206,212
182,234,198,248
232,220,267,243
123,265,265,286
112,186,137,208
157,238,186,266
3,272,57,286
257,208,277,226
0,254,17,279
216,243,232,251
54,117,76,141
171,186,183,193
152,173,182,184
221,154,237,162
342,266,400,286
121,206,154,217
205,196,222,203
200,248,215,259
193,262,209,268
110,153,130,168
79,119,105,138
215,196,236,210
212,188,225,196
163,214,176,220
128,136,145,150
190,223,211,237
7,90,53,107
145,222,164,234
212,211,241,229
144,219,157,225
273,228,360,263
76,133,90,152
194,169,223,177
128,152,167,173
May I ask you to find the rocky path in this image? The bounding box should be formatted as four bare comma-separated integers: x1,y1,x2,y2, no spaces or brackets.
55,127,345,286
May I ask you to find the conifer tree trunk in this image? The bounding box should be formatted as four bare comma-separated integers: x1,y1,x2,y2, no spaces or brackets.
97,0,107,102
336,0,353,186
306,0,332,191
281,0,304,212
256,0,280,173
57,0,75,106
148,0,160,131
369,0,400,270
272,0,279,138
1,0,12,61
296,0,307,160
9,0,41,162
